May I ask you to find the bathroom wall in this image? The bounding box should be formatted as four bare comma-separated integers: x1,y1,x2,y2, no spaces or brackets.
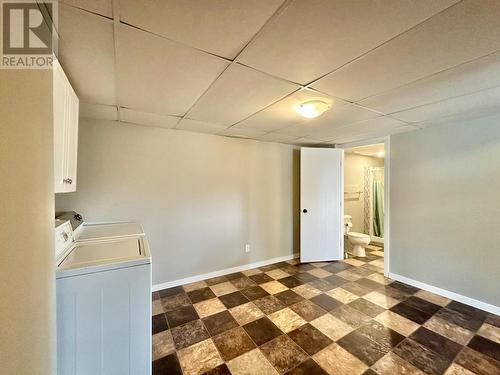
56,119,300,286
343,153,384,233
0,70,56,374
390,113,500,307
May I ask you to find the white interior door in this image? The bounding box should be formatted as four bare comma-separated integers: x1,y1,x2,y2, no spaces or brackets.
300,147,344,263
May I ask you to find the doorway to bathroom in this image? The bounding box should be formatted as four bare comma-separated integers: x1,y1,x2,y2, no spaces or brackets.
339,138,389,275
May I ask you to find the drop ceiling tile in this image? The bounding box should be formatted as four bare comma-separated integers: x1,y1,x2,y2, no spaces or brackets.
310,116,407,141
391,85,500,123
273,124,312,138
313,0,500,101
219,127,268,138
238,0,459,84
292,138,326,146
115,24,229,116
414,106,500,129
235,88,333,132
59,4,116,104
187,63,299,126
359,52,500,114
177,119,229,135
331,125,419,145
80,103,118,121
256,133,300,144
120,108,180,128
119,0,284,59
275,100,381,138
60,0,112,18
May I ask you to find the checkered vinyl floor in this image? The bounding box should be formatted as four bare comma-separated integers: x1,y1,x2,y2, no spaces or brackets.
151,245,500,375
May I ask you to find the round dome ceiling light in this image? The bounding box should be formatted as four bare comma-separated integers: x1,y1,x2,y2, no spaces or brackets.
295,100,331,119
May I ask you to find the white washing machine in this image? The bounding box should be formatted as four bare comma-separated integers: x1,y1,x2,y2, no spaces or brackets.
55,219,152,375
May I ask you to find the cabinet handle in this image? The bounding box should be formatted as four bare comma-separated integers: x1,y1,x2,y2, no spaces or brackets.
63,178,73,184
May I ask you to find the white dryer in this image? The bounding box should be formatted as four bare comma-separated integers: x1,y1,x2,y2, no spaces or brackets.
55,220,152,375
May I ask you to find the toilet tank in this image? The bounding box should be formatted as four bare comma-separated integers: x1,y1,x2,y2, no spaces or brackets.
344,215,353,234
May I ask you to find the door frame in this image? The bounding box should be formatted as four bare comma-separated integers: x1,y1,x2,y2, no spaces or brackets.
336,136,390,277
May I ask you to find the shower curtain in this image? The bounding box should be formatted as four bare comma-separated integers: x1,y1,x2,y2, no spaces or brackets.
372,171,384,237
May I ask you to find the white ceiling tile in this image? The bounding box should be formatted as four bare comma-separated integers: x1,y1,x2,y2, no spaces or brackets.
60,0,112,18
59,4,116,104
255,133,300,143
273,124,312,138
120,108,180,128
56,0,500,142
313,0,500,101
187,63,299,126
275,100,381,138
414,107,500,129
176,119,229,135
331,125,419,145
119,0,284,59
391,86,500,123
311,116,407,141
219,127,268,138
238,0,459,84
115,24,229,116
235,88,333,131
359,52,500,114
80,103,118,121
291,138,326,146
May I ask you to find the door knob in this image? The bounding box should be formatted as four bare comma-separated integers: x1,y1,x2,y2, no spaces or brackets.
63,178,73,184
302,209,308,213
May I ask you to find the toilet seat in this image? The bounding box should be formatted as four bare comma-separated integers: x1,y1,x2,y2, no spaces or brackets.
347,232,370,239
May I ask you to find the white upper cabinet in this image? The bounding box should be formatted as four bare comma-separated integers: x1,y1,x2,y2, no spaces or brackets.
54,60,79,193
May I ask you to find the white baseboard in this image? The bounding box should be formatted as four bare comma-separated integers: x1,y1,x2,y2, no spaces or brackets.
153,253,300,292
388,272,500,316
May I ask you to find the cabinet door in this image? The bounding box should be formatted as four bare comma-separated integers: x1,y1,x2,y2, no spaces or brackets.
53,62,67,193
64,87,78,192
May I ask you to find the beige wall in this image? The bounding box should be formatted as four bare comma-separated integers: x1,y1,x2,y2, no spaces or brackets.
343,153,384,233
56,119,299,285
0,70,55,374
390,113,500,307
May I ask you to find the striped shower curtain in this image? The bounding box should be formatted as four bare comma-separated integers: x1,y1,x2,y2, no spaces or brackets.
372,176,384,237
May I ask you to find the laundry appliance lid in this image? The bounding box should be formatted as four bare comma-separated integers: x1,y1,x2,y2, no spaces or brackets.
57,236,150,278
74,222,144,242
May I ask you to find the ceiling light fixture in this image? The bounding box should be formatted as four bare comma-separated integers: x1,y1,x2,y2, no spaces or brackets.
295,100,331,119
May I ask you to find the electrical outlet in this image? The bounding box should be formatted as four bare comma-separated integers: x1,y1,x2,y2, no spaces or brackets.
245,244,251,253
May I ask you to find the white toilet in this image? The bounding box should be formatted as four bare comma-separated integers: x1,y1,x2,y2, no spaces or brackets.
344,215,371,257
